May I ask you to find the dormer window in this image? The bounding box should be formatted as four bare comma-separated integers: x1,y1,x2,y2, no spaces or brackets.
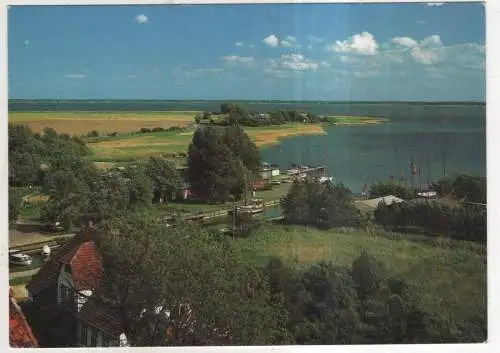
63,264,72,274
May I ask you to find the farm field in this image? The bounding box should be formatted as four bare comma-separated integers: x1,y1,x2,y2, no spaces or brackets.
87,123,327,161
8,111,199,135
233,223,486,326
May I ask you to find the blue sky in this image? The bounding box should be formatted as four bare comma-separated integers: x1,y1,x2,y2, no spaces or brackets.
8,2,485,101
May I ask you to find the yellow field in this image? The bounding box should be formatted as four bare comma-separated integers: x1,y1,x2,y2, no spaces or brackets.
8,111,200,135
246,124,326,148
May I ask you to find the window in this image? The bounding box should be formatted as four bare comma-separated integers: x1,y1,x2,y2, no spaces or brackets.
90,328,98,347
80,324,88,346
60,285,73,302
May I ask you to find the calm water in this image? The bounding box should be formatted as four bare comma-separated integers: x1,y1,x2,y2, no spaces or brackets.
9,100,486,194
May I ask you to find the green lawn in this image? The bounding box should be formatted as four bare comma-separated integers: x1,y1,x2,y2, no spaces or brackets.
232,224,486,325
10,275,33,286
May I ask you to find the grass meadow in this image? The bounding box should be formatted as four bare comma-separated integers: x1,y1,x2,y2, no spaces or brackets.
233,223,486,326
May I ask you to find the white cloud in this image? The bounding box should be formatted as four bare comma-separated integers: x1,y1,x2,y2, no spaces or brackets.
421,34,442,47
281,35,298,47
319,61,331,68
426,3,444,6
391,37,418,48
326,32,379,56
410,47,439,65
24,40,29,46
280,53,318,71
308,36,324,44
65,73,87,79
222,55,255,64
249,44,256,48
263,34,279,48
235,42,244,47
134,14,148,24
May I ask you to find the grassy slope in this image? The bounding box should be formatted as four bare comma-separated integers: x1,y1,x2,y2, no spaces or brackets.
233,224,486,325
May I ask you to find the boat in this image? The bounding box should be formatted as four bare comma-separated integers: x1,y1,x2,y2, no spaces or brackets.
318,176,335,184
9,249,33,266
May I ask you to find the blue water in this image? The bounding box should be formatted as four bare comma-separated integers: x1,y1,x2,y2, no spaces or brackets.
9,100,485,195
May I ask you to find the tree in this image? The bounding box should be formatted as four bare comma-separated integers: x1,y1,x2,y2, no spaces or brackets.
41,170,90,231
95,213,289,346
9,188,23,227
369,182,418,200
8,124,44,186
122,166,154,209
221,125,261,176
282,180,361,230
143,156,183,203
451,174,486,204
281,181,310,225
187,127,246,203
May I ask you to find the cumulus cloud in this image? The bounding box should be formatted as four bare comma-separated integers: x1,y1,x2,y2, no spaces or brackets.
134,14,148,24
391,37,418,48
334,32,484,81
326,32,379,56
263,34,279,47
236,42,244,47
280,53,319,71
65,73,87,79
24,40,29,46
281,36,297,47
389,34,443,65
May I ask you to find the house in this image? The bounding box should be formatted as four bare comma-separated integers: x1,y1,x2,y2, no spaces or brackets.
26,228,130,347
9,288,38,347
354,195,405,214
260,167,280,180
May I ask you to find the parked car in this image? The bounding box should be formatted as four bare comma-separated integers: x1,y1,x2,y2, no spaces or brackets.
9,249,33,266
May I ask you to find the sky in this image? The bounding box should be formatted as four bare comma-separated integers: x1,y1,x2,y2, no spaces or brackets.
8,2,485,101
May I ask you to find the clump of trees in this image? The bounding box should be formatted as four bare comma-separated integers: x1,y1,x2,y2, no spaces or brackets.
369,182,419,200
96,213,288,346
374,200,486,243
187,125,261,204
281,180,363,229
196,103,326,128
263,252,484,344
433,174,486,204
89,215,485,346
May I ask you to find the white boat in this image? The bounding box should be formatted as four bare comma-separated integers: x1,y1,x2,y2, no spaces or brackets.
318,176,335,184
9,250,33,266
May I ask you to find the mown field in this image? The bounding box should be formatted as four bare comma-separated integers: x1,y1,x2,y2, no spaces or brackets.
233,223,486,326
8,111,199,135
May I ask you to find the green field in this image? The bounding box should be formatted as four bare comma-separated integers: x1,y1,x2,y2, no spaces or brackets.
87,123,326,162
233,223,486,325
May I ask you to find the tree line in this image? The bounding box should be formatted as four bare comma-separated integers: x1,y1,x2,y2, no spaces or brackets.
374,200,486,243
41,213,482,346
195,103,327,127
8,122,263,229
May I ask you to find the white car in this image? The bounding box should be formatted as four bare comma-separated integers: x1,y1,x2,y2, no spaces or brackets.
9,249,33,266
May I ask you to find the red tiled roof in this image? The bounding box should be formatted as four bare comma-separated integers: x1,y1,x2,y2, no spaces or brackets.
26,228,102,296
9,289,38,348
69,241,103,291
